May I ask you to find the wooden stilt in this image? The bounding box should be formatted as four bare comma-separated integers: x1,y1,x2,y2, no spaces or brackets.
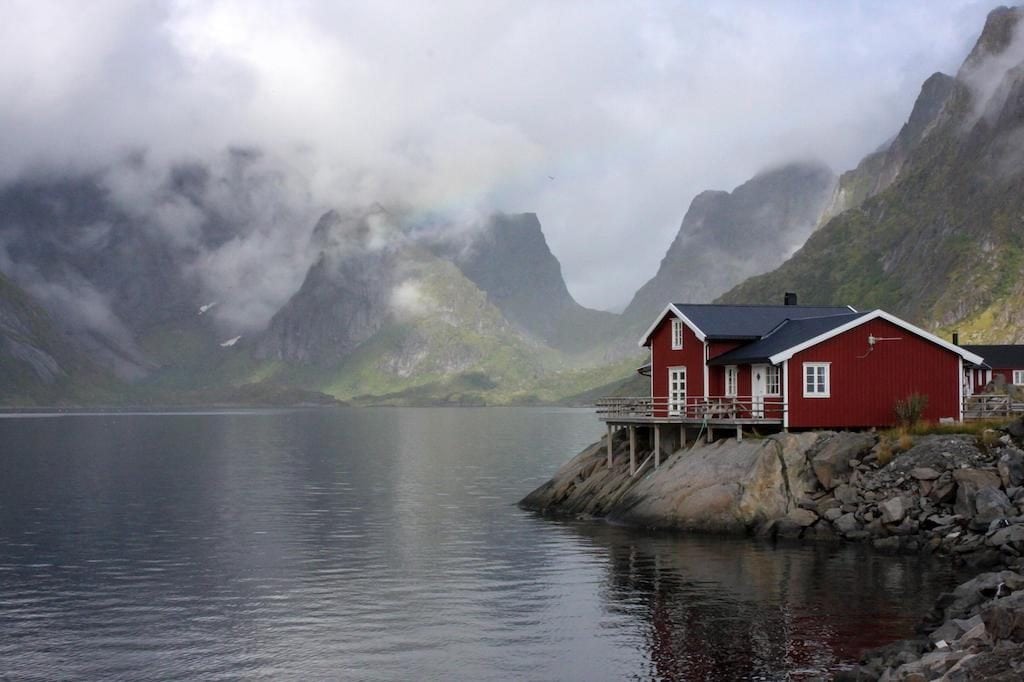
629,425,637,475
707,425,713,444
680,424,686,448
654,424,661,469
607,424,614,467
736,425,743,441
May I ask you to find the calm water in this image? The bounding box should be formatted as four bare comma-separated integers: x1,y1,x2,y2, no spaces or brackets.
0,408,962,680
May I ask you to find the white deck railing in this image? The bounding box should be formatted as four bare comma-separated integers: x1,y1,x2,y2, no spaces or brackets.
595,396,786,423
963,395,1024,420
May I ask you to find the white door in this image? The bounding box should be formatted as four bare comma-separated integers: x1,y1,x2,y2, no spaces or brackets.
751,364,767,418
668,367,686,416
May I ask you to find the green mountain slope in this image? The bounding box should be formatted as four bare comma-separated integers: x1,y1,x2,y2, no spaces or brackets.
720,6,1024,344
0,273,122,405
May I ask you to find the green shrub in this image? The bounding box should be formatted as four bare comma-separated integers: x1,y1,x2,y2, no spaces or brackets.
894,393,928,428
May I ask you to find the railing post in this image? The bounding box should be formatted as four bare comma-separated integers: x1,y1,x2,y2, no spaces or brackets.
607,423,614,467
629,425,637,475
653,424,661,469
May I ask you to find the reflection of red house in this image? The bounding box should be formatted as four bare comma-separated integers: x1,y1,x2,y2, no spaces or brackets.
961,345,1024,394
607,296,984,430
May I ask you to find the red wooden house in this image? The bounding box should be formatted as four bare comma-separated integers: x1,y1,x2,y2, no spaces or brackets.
961,345,1024,393
599,297,984,433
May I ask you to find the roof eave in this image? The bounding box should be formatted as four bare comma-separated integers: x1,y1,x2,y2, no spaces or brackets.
766,310,986,366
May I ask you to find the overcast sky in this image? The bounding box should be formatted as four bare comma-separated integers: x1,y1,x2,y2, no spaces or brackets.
0,0,1006,311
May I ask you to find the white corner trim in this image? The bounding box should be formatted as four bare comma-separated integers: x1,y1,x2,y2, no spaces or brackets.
703,341,710,398
958,356,964,422
637,303,707,347
782,359,789,429
767,309,985,366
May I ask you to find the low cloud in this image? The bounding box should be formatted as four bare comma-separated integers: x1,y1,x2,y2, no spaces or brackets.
0,0,1007,310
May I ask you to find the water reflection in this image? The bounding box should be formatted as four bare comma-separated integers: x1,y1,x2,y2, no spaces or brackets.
0,409,960,680
559,522,962,680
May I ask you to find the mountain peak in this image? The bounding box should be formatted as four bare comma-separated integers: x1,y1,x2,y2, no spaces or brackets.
959,6,1024,78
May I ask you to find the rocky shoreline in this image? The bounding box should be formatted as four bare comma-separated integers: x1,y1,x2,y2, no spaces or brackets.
520,418,1024,680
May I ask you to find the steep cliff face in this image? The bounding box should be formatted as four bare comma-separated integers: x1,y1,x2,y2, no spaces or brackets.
449,213,616,352
621,162,836,328
721,6,1024,343
0,273,120,405
254,210,398,363
818,72,956,223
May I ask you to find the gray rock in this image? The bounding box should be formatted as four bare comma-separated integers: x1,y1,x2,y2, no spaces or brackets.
999,448,1024,488
835,483,860,506
931,571,1024,623
911,466,941,480
974,487,1015,524
787,507,818,527
929,473,957,505
955,621,990,649
988,524,1024,550
954,468,1003,518
880,496,909,524
930,619,964,644
1007,417,1024,441
834,512,859,534
823,507,843,522
980,590,1024,642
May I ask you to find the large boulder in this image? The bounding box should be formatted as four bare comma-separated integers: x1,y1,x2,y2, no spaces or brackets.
955,469,1004,518
880,496,909,524
999,448,1024,488
540,431,827,533
981,591,1024,642
974,487,1015,524
809,432,875,490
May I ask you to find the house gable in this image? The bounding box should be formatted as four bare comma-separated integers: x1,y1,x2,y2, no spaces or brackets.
767,310,983,366
639,304,707,347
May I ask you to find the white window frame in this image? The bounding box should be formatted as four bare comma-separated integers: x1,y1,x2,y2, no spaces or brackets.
765,365,781,396
671,319,684,350
724,366,738,397
1014,370,1024,385
803,362,830,398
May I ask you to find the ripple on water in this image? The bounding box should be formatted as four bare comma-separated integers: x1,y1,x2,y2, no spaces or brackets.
0,408,966,680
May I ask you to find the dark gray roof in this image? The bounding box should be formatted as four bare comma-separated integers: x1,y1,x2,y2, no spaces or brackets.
708,312,867,365
676,303,856,340
962,345,1024,369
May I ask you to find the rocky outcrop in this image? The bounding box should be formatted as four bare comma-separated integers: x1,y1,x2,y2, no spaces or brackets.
521,429,864,534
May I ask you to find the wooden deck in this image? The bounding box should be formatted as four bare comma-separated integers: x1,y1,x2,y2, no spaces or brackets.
595,396,785,426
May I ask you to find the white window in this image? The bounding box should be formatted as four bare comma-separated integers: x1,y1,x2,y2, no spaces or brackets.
765,365,781,396
1014,370,1024,385
671,319,684,350
803,363,830,398
725,366,738,397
